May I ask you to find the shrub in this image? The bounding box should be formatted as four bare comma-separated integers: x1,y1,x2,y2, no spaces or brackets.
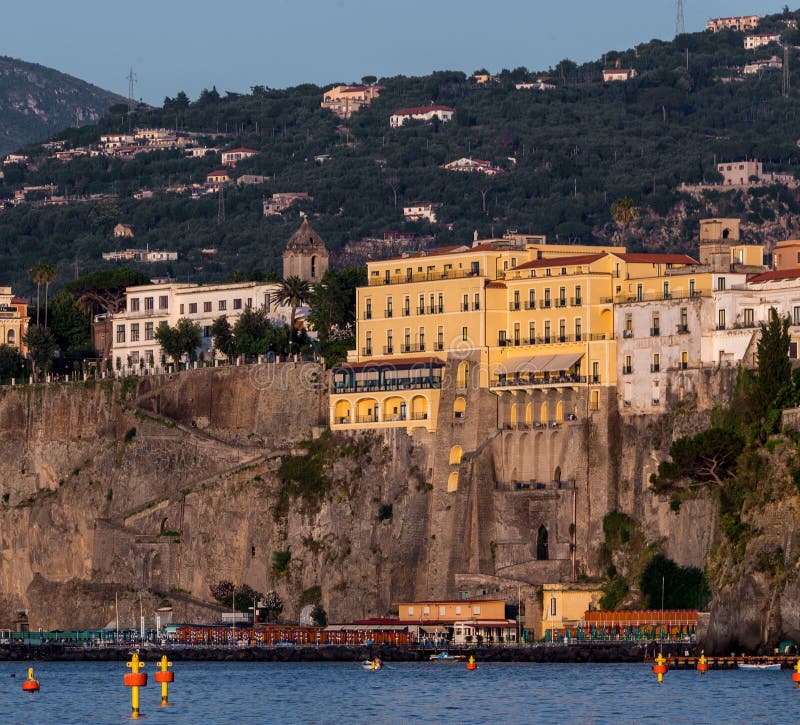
639,554,709,609
272,549,291,577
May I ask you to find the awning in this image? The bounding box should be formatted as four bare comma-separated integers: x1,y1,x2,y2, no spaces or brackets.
500,352,583,375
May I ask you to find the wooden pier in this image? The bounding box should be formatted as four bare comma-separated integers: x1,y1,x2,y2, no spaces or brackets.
647,654,799,670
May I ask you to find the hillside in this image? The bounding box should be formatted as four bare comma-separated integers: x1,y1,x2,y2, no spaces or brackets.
3,10,800,295
0,55,127,157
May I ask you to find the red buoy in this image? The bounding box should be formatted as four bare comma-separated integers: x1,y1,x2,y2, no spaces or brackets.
154,671,174,683
124,672,148,688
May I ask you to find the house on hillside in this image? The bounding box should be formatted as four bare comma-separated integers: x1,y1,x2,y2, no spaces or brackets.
403,202,441,223
744,33,781,49
221,147,259,167
743,56,783,74
390,105,455,127
113,223,134,239
321,85,384,119
472,73,499,85
706,15,760,32
263,192,313,216
602,68,637,82
441,157,504,176
206,170,231,189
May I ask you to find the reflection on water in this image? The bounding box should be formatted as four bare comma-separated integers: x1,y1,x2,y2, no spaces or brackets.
0,660,796,724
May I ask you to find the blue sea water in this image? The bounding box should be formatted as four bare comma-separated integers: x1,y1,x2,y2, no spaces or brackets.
0,660,797,724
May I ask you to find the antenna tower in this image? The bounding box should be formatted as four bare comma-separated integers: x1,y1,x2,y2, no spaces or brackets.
218,185,226,224
784,43,791,98
676,0,685,37
126,68,137,113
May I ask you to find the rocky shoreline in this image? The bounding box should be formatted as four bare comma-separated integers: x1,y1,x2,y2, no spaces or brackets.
0,641,687,663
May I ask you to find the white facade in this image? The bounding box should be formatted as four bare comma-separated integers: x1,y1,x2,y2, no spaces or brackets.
110,281,302,372
403,202,440,223
744,33,781,49
390,106,455,127
602,69,637,82
717,160,762,186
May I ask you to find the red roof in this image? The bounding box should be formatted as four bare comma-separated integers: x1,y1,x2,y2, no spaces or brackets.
224,147,258,154
614,253,697,265
207,170,229,177
748,268,800,284
333,355,445,372
10,297,27,305
513,253,606,271
393,105,455,116
603,68,636,73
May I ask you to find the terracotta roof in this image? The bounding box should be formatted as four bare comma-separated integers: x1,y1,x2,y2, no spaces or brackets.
512,253,606,271
748,268,800,284
332,356,445,372
774,240,800,248
207,170,229,177
613,253,698,265
392,105,455,116
224,147,258,154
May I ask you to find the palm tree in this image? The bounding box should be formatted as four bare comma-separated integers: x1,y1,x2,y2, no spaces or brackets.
27,263,46,326
610,197,639,245
274,276,311,353
39,263,58,328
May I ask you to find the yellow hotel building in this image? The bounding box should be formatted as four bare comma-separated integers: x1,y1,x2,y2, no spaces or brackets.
0,287,29,354
330,234,704,433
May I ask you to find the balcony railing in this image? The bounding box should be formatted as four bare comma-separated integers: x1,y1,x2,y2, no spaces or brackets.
332,377,443,394
622,366,633,375
716,324,726,330
524,301,536,310
570,298,583,307
509,302,522,311
650,364,660,372
384,309,393,318
623,329,634,339
368,268,480,286
401,343,426,353
383,346,394,355
555,299,568,308
492,374,587,389
650,327,660,337
403,308,411,317
361,347,372,356
615,290,707,304
364,310,372,320
539,300,552,309
676,324,689,334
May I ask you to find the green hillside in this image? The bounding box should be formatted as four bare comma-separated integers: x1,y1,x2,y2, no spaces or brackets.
3,8,800,296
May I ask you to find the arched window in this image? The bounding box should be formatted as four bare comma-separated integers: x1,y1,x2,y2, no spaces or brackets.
449,445,463,466
510,404,518,427
453,396,466,419
537,525,549,560
456,361,469,389
525,403,533,426
6,329,15,345
553,466,561,485
556,401,563,423
311,255,317,278
540,402,548,424
447,471,459,492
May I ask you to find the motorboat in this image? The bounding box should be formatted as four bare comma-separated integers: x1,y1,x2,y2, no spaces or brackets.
363,658,383,671
738,662,781,671
429,651,465,662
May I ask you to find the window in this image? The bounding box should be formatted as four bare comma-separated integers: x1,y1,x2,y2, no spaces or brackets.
218,300,227,311
116,325,126,343
204,301,212,313
386,298,393,318
179,304,184,315
513,290,520,310
158,295,168,310
419,294,425,314
472,606,481,615
233,298,242,310
795,306,800,326
418,327,425,350
529,321,535,342
718,309,726,330
575,318,582,342
689,279,696,297
717,277,726,291
550,597,557,617
558,319,566,342
202,326,211,338
592,361,600,383
365,299,372,319
681,351,688,370
559,286,566,306
144,297,154,312
130,298,140,312
130,323,140,342
247,298,252,308
651,314,660,336
652,353,660,373
528,290,535,309
462,326,468,342
189,303,198,314
623,355,632,374
145,322,154,340
513,323,520,346
437,326,443,350
498,330,507,346
407,607,414,616
437,293,444,313
574,285,582,305
463,294,469,311
663,282,670,299
636,284,643,301
474,293,480,310
365,331,372,355
544,321,551,343
423,606,430,615
544,289,551,307
743,308,754,326
439,606,446,616
403,297,410,316
455,606,462,615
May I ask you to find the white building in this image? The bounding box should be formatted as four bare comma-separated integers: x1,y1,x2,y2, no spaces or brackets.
403,202,441,223
110,281,303,372
717,160,762,186
743,56,782,74
100,134,136,150
441,157,504,176
221,147,258,166
389,105,455,127
602,68,637,82
744,33,781,49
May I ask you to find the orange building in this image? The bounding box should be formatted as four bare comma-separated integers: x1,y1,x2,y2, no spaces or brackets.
772,240,800,271
0,287,29,354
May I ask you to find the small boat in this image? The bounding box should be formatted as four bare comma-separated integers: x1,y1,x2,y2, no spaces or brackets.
738,663,781,671
363,658,383,671
429,651,465,662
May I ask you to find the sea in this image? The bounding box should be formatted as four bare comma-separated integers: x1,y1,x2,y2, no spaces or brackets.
0,660,797,724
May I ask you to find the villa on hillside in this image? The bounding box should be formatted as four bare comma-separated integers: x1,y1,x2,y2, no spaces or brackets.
706,15,760,32
321,84,384,119
602,68,637,82
403,202,441,223
205,170,231,189
744,33,781,49
0,288,28,355
263,192,313,216
441,157,504,176
390,105,455,127
221,147,259,167
113,223,134,239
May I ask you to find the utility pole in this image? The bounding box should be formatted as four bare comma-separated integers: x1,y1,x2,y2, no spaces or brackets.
783,42,790,98
218,185,225,224
126,68,137,132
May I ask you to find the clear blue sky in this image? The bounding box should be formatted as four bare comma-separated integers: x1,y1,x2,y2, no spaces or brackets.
0,0,787,104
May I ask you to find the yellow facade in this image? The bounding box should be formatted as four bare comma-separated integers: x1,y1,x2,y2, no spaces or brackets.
331,237,704,432
539,583,603,638
399,599,506,622
0,287,29,354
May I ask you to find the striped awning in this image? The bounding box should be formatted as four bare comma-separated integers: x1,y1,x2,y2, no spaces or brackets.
501,352,583,375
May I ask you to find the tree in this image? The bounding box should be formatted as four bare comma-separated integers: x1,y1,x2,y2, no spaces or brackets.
27,263,46,325
48,292,92,355
650,426,743,492
308,267,366,365
263,591,284,623
232,306,275,356
39,263,58,328
23,325,57,379
361,75,378,85
640,554,708,610
386,175,400,207
66,268,151,317
757,307,791,408
274,277,311,352
210,315,236,361
610,197,639,244
154,318,201,365
0,345,24,383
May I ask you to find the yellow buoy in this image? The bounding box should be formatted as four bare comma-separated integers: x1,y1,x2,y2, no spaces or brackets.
697,653,709,675
123,652,147,718
792,658,800,689
22,667,40,692
652,652,668,684
154,654,174,705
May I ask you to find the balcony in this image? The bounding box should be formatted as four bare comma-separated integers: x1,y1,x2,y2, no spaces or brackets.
650,364,660,373
622,366,633,375
401,343,426,353
509,302,522,311
539,300,552,309
623,329,634,339
368,268,480,287
434,342,444,351
716,323,726,331
590,375,601,384
676,324,689,334
384,309,393,318
332,376,443,395
524,301,536,310
362,347,373,356
491,374,587,390
364,310,372,320
679,362,688,370
416,307,425,315
570,297,583,307
555,299,567,308
403,308,411,317
383,346,394,355
650,327,660,337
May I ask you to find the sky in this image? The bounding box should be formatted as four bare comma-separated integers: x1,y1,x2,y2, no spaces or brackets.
0,0,789,104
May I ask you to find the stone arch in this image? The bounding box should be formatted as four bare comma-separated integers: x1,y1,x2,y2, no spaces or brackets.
456,361,469,388
447,471,459,492
510,403,518,427
382,395,406,422
6,329,14,345
449,445,463,465
355,397,379,422
536,525,549,560
334,399,352,424
556,400,564,423
453,396,466,419
540,402,548,424
525,402,533,426
410,394,428,420
553,465,561,484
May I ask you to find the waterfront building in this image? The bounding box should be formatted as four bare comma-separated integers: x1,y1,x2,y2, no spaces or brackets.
536,583,603,640
396,599,518,643
0,287,29,354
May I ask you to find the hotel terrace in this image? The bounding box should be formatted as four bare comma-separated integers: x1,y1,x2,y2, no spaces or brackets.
328,233,726,433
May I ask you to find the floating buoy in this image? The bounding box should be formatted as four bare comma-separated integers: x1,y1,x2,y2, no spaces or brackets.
22,667,40,693
792,659,800,689
697,653,709,675
154,655,174,706
124,652,147,719
652,653,668,684
466,655,477,671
